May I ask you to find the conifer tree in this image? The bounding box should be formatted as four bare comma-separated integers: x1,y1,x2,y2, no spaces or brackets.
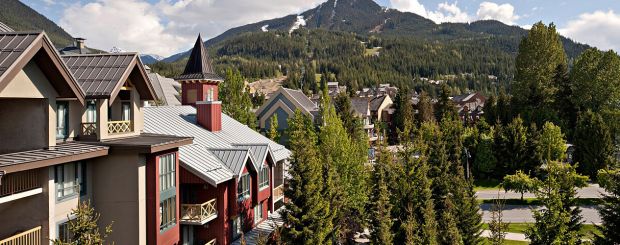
282,110,332,244
267,114,280,143
436,84,458,122
595,169,620,244
52,201,113,245
574,110,613,178
370,143,394,245
416,91,435,124
220,68,257,128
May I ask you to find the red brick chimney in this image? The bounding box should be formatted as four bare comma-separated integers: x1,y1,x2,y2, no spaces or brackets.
175,34,224,132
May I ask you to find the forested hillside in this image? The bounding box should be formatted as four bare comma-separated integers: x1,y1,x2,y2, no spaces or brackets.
0,0,74,47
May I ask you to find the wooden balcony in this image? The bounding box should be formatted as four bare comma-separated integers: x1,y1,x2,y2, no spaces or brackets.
180,198,217,225
108,120,133,134
81,122,97,136
0,170,41,203
0,226,41,245
205,238,216,245
273,185,284,201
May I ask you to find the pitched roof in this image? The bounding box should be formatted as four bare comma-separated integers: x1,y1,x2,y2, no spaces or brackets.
0,32,85,104
370,95,387,111
147,72,181,106
0,22,14,32
143,105,290,185
350,97,370,116
234,144,271,168
210,148,254,177
62,53,156,101
176,34,223,81
0,142,108,173
282,88,318,113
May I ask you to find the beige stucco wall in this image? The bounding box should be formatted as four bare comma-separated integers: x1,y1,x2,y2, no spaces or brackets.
98,86,143,140
90,153,146,245
0,61,60,151
376,96,393,122
0,168,49,242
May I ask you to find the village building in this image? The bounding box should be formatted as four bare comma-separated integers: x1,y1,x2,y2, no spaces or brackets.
451,92,486,123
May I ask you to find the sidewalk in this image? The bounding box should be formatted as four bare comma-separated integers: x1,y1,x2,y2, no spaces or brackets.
232,207,284,245
481,230,528,241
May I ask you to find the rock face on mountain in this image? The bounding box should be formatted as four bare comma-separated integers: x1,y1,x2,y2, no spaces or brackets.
163,0,587,62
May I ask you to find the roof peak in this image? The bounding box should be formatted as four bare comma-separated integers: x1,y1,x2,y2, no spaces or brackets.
177,34,222,82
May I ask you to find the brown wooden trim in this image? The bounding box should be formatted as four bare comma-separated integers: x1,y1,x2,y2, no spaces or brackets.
0,148,108,174
40,35,85,105
108,56,137,104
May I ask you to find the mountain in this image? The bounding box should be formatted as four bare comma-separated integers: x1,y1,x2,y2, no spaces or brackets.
163,0,588,63
0,0,74,48
140,54,165,65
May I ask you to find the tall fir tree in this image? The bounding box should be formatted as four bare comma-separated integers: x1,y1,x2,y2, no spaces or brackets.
595,169,620,244
435,84,458,122
416,91,435,124
267,114,280,143
574,110,613,178
369,143,394,245
282,110,333,244
220,68,257,128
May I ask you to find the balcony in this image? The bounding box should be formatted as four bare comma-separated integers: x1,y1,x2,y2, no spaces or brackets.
0,226,41,245
107,120,133,134
81,122,97,137
363,123,374,130
273,185,284,201
0,170,42,204
180,198,217,225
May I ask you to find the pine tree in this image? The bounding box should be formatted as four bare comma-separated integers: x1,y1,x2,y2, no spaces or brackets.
267,114,280,143
52,201,113,245
488,194,508,245
370,143,394,245
436,84,458,122
595,169,620,244
416,91,435,124
282,110,332,244
392,87,414,143
574,110,613,178
220,68,257,128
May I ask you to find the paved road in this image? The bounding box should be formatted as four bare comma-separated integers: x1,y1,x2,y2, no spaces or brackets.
476,184,608,199
480,204,602,224
481,230,528,241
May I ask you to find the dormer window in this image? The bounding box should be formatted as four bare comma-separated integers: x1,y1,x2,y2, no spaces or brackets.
237,173,250,200
56,101,69,139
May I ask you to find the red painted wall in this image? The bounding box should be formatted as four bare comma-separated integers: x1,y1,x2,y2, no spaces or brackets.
196,102,221,132
147,150,181,245
181,83,219,106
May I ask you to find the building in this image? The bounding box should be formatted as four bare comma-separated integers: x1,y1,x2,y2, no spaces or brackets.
0,31,192,245
451,92,486,123
146,66,182,106
143,34,290,245
351,97,378,142
255,87,319,143
369,94,394,128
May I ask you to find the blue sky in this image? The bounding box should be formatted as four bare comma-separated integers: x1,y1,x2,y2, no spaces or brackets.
22,0,620,56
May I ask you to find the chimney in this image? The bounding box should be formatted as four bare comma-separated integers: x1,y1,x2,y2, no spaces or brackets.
175,34,225,132
74,38,86,53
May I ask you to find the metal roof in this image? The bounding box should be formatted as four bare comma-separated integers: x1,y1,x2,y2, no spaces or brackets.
370,95,388,111
282,88,318,113
177,34,223,82
143,105,290,186
351,97,370,116
62,53,156,101
148,72,181,106
0,142,108,173
234,144,271,168
97,133,192,153
0,22,14,32
0,32,39,79
210,148,254,177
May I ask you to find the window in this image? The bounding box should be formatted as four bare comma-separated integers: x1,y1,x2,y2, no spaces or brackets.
58,221,72,242
55,162,85,201
232,216,242,240
254,202,264,224
86,100,97,123
186,89,197,104
237,174,250,200
159,153,176,232
121,102,131,121
56,101,69,139
160,197,176,231
259,167,269,190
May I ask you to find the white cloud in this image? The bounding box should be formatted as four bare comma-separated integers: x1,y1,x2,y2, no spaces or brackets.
389,0,470,23
476,2,519,25
43,0,56,5
389,0,427,17
559,10,620,51
58,0,324,56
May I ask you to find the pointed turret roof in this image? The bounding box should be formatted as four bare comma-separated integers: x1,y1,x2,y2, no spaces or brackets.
176,34,223,82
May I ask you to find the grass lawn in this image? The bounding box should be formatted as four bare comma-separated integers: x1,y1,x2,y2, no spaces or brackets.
481,223,600,239
478,198,601,206
474,179,502,191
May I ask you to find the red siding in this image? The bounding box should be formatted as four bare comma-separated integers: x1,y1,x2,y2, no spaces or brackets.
147,150,181,245
181,83,219,106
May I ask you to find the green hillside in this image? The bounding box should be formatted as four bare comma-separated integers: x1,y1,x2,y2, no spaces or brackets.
0,0,74,47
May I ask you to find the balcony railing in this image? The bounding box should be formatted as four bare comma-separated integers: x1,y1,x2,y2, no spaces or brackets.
273,185,284,201
0,226,41,245
81,122,97,136
0,170,40,198
108,120,133,134
205,239,216,245
180,198,217,225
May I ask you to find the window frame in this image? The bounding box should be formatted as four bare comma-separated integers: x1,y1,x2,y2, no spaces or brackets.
160,196,176,232
159,153,177,232
237,173,250,200
258,167,269,190
254,202,264,224
85,100,97,123
56,101,69,139
121,102,131,121
55,162,85,202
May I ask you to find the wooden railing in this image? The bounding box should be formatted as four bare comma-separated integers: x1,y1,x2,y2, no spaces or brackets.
181,198,217,224
81,122,97,136
0,226,41,245
0,170,40,198
273,185,284,200
205,238,216,245
108,120,133,134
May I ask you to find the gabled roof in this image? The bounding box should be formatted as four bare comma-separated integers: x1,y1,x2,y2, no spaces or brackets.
176,34,223,82
283,88,318,112
143,105,290,186
0,22,14,32
147,72,181,106
370,95,388,111
210,148,256,178
233,143,273,169
0,32,85,104
256,87,318,119
62,53,157,101
351,97,370,116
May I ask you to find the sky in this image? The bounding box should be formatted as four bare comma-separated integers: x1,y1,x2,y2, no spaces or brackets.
22,0,620,57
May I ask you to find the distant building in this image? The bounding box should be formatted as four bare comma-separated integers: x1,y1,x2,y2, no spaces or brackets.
452,92,486,122
145,66,181,106
350,97,378,143
256,87,319,143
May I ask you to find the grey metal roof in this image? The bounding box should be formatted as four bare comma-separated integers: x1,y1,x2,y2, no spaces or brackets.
148,72,181,106
177,34,223,81
0,22,14,32
0,142,108,170
351,97,370,116
234,144,271,168
210,148,253,176
62,53,135,98
0,32,40,79
370,95,387,111
143,105,290,185
282,88,318,113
